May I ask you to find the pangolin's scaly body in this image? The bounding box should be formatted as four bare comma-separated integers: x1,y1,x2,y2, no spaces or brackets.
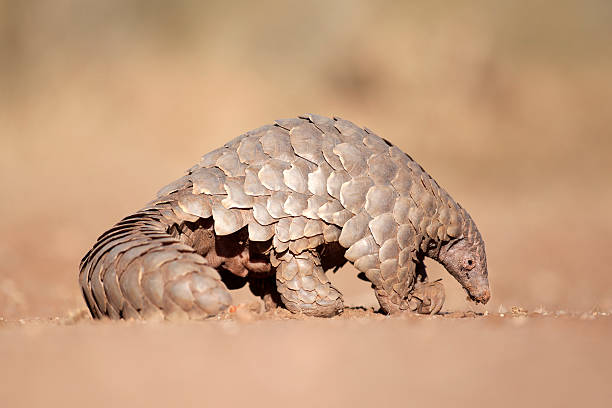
80,115,490,320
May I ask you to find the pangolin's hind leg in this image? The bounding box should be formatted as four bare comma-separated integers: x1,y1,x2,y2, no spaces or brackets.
248,275,281,311
275,250,344,317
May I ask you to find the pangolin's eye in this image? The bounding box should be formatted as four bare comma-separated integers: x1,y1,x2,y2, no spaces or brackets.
463,258,475,270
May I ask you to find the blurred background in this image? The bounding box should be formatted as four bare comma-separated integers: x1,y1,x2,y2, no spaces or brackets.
1,0,611,319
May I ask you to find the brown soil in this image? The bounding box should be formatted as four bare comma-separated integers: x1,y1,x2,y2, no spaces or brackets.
1,309,611,408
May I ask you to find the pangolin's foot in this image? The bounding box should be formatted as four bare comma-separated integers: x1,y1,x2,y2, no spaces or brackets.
374,280,445,315
280,282,344,317
248,275,282,312
404,280,445,315
275,251,344,317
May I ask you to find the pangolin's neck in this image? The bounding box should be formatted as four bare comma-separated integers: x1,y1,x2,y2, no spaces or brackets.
423,204,474,263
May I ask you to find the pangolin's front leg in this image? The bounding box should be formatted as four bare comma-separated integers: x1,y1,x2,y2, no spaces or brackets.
367,257,414,315
408,262,445,315
369,260,444,315
274,250,344,317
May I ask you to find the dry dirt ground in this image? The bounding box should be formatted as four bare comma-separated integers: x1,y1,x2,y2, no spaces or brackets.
1,1,611,407
1,309,611,407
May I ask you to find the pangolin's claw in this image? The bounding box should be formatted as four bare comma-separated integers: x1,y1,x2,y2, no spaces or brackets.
410,280,445,315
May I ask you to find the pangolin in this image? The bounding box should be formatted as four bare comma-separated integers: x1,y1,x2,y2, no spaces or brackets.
79,114,490,320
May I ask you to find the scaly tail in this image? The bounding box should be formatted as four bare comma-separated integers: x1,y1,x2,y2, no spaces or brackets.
79,207,231,320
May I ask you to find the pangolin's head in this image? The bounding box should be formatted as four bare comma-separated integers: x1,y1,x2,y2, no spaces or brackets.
436,213,490,304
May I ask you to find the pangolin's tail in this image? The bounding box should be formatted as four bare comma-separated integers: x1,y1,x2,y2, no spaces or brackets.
79,205,231,320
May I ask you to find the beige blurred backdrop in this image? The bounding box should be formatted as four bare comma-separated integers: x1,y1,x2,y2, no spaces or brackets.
1,0,611,319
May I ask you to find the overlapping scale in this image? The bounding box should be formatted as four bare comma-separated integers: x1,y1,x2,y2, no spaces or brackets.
322,223,341,242
333,143,368,177
289,123,324,164
252,197,277,225
258,159,291,191
275,118,305,130
369,213,398,245
288,217,308,241
302,195,328,220
379,239,400,262
283,157,312,194
243,210,275,241
334,118,367,142
307,161,333,198
266,191,290,219
332,209,353,227
199,147,227,167
339,212,371,248
339,177,374,213
211,204,246,235
367,153,398,184
190,167,226,195
345,234,379,262
326,170,351,200
275,218,291,242
247,220,275,242
221,177,253,209
365,185,396,217
321,135,343,170
177,190,212,219
283,192,309,216
244,167,270,196
303,219,323,237
236,136,267,165
317,200,344,224
216,150,246,177
362,133,389,154
156,175,191,198
397,224,416,249
260,127,295,162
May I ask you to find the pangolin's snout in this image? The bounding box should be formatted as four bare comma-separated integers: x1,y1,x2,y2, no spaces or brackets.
477,289,491,304
469,287,491,304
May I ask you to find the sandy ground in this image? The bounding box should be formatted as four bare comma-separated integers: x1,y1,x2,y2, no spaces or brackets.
1,310,611,407
1,1,611,407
